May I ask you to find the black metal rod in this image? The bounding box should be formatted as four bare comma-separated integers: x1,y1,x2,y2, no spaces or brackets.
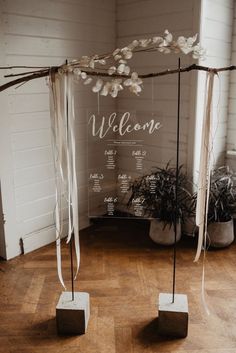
70,233,75,301
65,59,75,301
172,58,181,303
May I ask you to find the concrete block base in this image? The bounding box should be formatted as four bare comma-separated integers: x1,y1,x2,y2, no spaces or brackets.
56,291,90,335
158,293,188,338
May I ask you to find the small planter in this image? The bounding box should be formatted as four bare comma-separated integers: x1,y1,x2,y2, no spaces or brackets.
149,219,181,245
207,218,234,248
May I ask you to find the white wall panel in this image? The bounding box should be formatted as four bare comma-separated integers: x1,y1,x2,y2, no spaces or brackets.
117,0,193,19
0,0,116,258
226,1,236,169
3,0,115,26
13,147,53,169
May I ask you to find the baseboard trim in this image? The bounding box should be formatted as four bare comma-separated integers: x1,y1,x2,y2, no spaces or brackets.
22,224,66,254
22,215,90,255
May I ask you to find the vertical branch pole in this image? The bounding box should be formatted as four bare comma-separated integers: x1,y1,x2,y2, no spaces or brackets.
172,58,181,303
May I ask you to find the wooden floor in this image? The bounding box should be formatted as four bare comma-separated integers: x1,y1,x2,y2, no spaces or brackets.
1,219,236,353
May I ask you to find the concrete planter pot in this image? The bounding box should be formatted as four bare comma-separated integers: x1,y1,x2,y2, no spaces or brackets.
149,219,181,245
207,218,234,248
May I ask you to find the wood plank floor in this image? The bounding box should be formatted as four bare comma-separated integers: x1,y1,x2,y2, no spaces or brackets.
1,218,236,353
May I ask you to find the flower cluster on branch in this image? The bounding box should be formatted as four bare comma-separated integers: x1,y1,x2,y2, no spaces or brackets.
60,30,205,97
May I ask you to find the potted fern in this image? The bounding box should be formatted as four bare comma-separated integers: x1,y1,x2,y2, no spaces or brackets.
127,163,194,245
207,166,236,247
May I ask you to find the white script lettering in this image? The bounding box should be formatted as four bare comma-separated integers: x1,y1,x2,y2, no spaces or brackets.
88,112,162,139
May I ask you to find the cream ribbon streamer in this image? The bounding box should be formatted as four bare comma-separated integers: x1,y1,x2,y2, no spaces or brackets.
49,71,80,288
194,71,215,262
195,72,215,315
65,72,80,278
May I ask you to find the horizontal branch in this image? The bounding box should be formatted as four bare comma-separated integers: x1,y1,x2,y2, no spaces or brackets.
0,65,50,69
140,64,236,78
0,63,236,93
0,68,56,92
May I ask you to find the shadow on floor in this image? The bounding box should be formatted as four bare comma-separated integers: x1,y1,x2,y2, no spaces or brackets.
137,317,183,346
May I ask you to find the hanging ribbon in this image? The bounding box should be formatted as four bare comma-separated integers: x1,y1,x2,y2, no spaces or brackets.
66,72,80,278
49,70,80,288
194,71,216,315
194,71,215,263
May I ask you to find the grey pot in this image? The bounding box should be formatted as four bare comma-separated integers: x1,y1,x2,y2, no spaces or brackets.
149,219,181,245
207,219,234,248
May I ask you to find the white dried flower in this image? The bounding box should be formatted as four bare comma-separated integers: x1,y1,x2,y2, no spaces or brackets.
158,30,173,54
192,43,206,59
117,63,126,74
152,36,163,44
100,79,123,97
177,34,198,54
108,66,116,75
100,82,111,96
119,59,127,64
121,47,133,59
124,50,133,59
81,72,87,79
92,78,103,93
139,39,151,47
73,68,87,80
132,40,139,47
89,59,95,69
113,48,120,56
124,65,130,75
84,77,93,85
124,72,142,95
187,33,198,46
80,56,91,67
164,30,173,43
115,54,122,61
117,64,130,75
73,68,81,76
121,46,129,53
110,79,123,98
98,59,106,65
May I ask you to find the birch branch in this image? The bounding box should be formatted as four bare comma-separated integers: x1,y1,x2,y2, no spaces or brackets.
0,64,236,92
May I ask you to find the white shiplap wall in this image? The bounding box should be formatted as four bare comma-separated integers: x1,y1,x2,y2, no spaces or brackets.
227,1,236,169
1,0,234,259
0,0,115,259
116,0,200,178
193,0,234,181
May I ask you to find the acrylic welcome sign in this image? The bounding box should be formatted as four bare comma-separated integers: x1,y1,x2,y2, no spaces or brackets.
87,110,164,219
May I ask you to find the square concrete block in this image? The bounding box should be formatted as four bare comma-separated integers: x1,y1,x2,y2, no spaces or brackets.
56,291,90,335
158,293,188,338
